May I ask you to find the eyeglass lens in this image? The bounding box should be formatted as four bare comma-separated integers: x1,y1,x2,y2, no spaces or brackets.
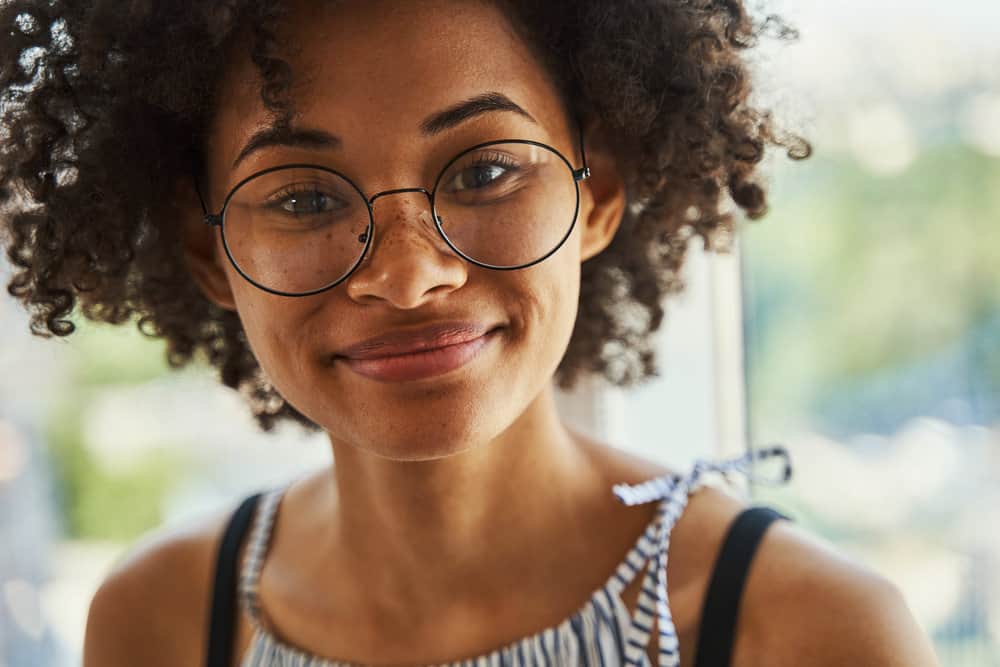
220,142,578,295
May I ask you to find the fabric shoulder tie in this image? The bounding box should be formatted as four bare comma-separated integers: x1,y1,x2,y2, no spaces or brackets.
608,445,793,667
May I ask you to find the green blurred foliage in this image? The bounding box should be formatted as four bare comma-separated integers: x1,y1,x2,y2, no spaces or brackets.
66,319,172,386
46,321,196,541
742,145,1000,430
46,397,190,541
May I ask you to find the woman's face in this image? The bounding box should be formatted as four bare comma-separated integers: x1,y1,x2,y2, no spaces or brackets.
190,0,622,460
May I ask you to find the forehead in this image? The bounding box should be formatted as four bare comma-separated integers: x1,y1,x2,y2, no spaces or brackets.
209,0,569,166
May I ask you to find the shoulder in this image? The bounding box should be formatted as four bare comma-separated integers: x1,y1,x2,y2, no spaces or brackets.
672,471,939,666
730,505,940,666
582,441,938,666
82,500,248,667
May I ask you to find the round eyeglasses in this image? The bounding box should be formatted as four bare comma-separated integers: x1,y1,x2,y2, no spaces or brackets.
200,137,591,297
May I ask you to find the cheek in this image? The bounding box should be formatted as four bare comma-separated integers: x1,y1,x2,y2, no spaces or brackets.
216,235,278,341
515,252,582,368
222,259,311,381
552,263,582,342
550,227,584,321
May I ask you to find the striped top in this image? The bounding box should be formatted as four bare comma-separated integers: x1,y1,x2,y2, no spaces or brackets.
236,446,791,667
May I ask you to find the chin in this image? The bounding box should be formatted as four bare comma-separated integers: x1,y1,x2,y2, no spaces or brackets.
330,396,513,460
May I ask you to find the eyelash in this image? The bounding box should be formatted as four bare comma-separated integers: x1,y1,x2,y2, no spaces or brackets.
266,185,343,218
257,150,523,208
466,152,520,171
270,184,326,202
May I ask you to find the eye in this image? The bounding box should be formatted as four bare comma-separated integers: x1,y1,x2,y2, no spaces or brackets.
443,152,521,193
453,164,506,190
275,189,342,215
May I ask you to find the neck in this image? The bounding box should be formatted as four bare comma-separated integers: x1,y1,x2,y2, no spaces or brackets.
324,384,604,612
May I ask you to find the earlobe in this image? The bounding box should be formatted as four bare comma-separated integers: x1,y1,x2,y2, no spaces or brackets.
176,182,238,311
577,125,627,263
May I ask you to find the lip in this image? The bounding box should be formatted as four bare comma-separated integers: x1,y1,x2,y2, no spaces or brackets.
334,321,503,383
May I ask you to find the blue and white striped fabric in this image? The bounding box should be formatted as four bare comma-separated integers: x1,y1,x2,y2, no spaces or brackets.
238,446,791,667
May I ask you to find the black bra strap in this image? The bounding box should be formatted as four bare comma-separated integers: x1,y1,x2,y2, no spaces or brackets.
205,492,263,667
693,506,789,667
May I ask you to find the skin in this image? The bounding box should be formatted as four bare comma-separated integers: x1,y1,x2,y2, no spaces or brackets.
83,2,941,666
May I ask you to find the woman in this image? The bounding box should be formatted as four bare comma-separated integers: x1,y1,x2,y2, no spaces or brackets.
0,1,938,665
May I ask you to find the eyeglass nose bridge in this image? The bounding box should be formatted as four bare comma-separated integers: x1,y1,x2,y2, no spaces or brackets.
367,186,433,207
363,186,443,244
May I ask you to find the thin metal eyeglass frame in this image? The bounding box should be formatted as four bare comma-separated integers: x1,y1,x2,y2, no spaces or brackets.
197,128,592,298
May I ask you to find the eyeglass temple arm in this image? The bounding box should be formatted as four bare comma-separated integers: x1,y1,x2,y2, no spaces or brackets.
193,175,223,227
573,120,592,182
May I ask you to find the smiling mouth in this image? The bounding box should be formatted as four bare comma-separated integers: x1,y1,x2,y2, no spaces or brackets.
335,327,503,383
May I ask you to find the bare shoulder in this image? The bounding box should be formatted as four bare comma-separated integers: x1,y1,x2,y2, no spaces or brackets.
82,505,236,667
732,508,941,666
670,469,940,666
581,439,939,666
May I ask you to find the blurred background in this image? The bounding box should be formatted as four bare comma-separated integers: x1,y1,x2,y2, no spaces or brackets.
1,1,998,665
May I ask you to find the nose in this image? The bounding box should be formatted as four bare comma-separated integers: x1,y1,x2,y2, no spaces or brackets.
344,191,468,308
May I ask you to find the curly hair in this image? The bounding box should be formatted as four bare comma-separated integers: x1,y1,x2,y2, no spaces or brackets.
0,0,810,431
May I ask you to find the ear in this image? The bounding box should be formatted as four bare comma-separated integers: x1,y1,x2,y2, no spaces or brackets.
176,179,238,311
577,121,626,263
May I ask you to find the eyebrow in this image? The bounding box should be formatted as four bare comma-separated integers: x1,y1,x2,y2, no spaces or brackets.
232,126,340,169
419,92,536,135
231,92,536,169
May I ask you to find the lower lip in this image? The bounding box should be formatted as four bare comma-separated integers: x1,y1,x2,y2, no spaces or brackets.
339,329,500,383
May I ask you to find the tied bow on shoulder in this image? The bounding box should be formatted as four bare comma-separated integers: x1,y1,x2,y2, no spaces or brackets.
609,445,793,667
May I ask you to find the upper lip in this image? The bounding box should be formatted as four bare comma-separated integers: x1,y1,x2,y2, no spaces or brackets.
335,321,499,360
